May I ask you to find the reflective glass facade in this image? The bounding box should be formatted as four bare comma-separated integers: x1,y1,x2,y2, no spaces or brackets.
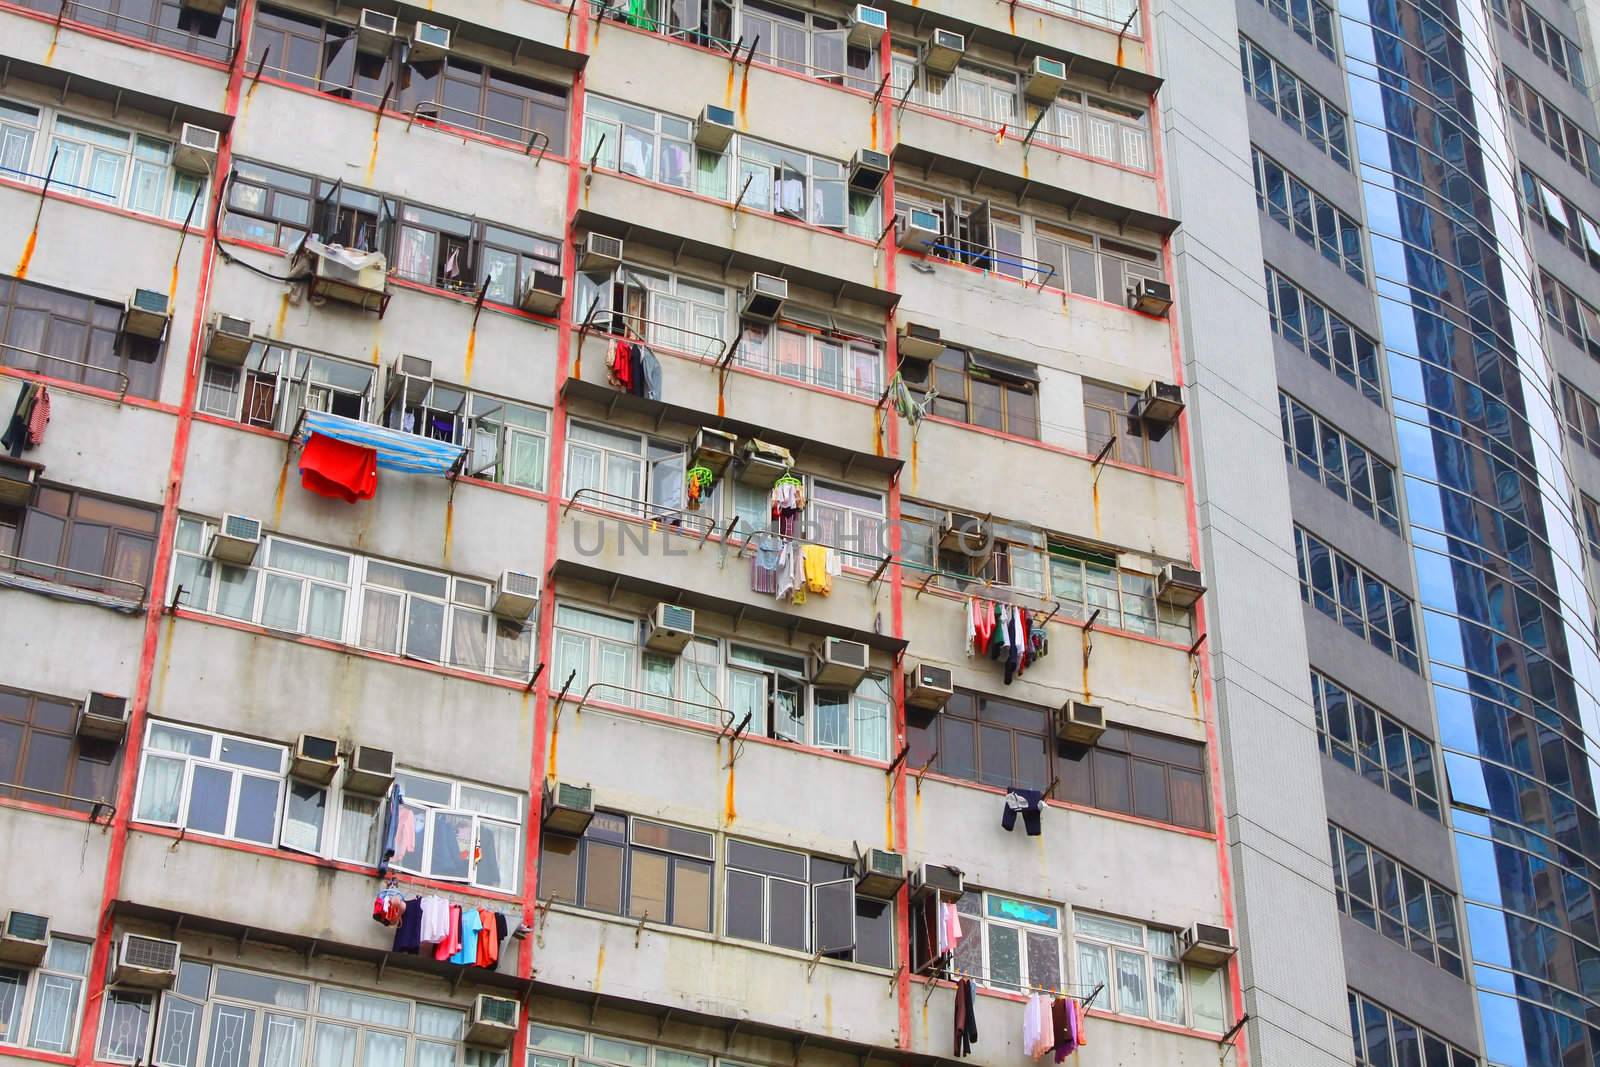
1340,0,1600,1057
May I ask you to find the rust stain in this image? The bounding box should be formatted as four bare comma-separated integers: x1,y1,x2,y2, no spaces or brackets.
724,66,735,109
723,752,737,823
463,328,477,383
869,111,878,151
1081,633,1092,704
370,342,381,365
717,385,726,419
594,941,606,988
1022,158,1030,181
1191,678,1200,719
884,781,895,850
169,262,181,310
273,461,289,526
1116,41,1126,67
738,67,750,125
546,710,561,781
43,33,58,65
823,995,833,1032
274,292,290,338
1091,479,1101,537
910,436,919,493
442,496,454,568
873,407,883,457
13,230,37,279
151,612,178,710
364,125,381,184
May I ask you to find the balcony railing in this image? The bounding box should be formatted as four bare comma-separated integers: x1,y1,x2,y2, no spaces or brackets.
9,0,237,61
1,341,131,401
0,550,146,603
924,240,1059,289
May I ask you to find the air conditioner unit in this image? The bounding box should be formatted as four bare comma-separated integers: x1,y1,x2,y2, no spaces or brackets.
813,636,869,687
466,994,520,1047
910,862,964,901
1129,277,1174,317
204,312,254,365
291,734,340,784
579,233,624,272
180,0,227,15
905,662,954,712
344,745,395,796
1024,55,1069,102
1179,922,1236,966
113,934,180,988
739,273,788,322
898,207,942,251
645,603,695,654
78,692,130,741
848,4,888,46
307,248,389,312
1157,563,1206,608
0,456,42,507
736,439,792,486
897,321,943,362
411,20,451,61
207,513,262,565
543,780,595,835
924,28,965,74
386,354,433,412
124,289,170,339
174,123,221,174
938,510,991,559
694,105,736,151
357,9,399,54
690,427,739,478
493,571,541,620
0,911,50,965
849,147,890,195
857,847,906,898
1136,380,1184,425
1053,700,1106,744
518,270,565,315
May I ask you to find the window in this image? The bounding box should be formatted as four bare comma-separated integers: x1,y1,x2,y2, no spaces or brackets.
906,689,1051,792
1048,544,1191,642
1491,0,1586,87
1540,268,1600,357
11,0,234,59
170,518,533,679
1349,991,1476,1067
1251,148,1366,282
1329,824,1464,977
98,989,153,1062
564,420,693,517
1239,39,1350,167
741,0,878,89
385,771,521,892
382,381,549,491
0,937,90,1054
737,320,884,399
1263,265,1383,404
942,891,1063,995
576,263,731,363
1560,378,1600,458
132,722,292,846
219,159,316,250
0,100,40,181
1519,168,1600,273
1,485,159,600
529,1024,716,1067
1251,0,1337,58
0,274,165,399
1278,393,1400,532
805,481,886,561
1504,68,1600,187
1073,913,1223,1030
1082,381,1178,474
904,346,1039,438
538,811,713,931
1293,526,1421,670
198,342,376,433
249,5,569,152
1310,671,1440,820
1058,725,1209,829
1582,494,1600,561
0,686,119,813
723,841,893,965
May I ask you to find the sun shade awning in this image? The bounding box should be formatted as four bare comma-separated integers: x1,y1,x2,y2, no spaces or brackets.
297,411,466,477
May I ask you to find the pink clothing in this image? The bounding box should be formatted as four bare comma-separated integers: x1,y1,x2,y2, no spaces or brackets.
395,806,417,858
26,387,49,446
942,902,964,950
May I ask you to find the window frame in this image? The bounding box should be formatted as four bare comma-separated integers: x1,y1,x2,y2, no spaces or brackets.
131,721,291,847
1251,148,1366,281
0,685,120,813
1072,912,1209,1028
0,936,91,1056
1310,671,1440,819
1278,392,1400,532
538,810,714,932
384,770,523,893
1330,824,1465,978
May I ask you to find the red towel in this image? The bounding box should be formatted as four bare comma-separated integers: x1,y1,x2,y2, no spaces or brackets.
26,386,49,445
299,432,378,502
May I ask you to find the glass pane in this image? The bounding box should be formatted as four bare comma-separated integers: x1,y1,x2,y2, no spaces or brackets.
1114,949,1149,1017
988,924,1021,991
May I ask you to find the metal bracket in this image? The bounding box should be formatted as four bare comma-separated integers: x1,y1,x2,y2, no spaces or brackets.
523,660,547,695
167,583,187,615
886,743,910,780
1091,435,1117,488
634,911,649,946
584,133,607,188
1082,608,1101,671
913,750,939,795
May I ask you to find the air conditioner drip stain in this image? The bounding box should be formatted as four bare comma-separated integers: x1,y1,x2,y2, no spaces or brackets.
442,497,454,568
464,328,477,383
272,462,289,526
12,230,37,280
274,292,290,337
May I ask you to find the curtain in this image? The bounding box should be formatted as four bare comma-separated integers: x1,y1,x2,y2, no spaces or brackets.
395,227,436,284
451,607,490,672
566,445,603,499
414,1005,464,1041
729,670,767,737
640,654,674,714
1114,949,1148,1016
305,585,346,641
336,795,380,865
813,692,849,751
136,755,185,823
260,1014,305,1067
853,693,889,761
311,1023,356,1067
359,588,403,654
261,574,303,632
319,990,408,1028
505,429,546,490
1075,943,1109,1001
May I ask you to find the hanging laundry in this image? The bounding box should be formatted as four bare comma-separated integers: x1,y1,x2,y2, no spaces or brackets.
392,897,423,953
1071,1000,1085,1047
801,544,833,595
379,783,408,874
774,541,806,604
941,901,963,951
1002,787,1043,836
371,886,404,926
751,533,781,594
434,903,462,962
26,386,49,447
769,476,806,515
450,905,484,965
475,907,498,967
299,432,378,502
635,343,662,400
2,382,38,457
953,977,978,1057
1024,994,1053,1060
685,465,715,509
609,340,633,393
418,896,451,945
1051,996,1076,1062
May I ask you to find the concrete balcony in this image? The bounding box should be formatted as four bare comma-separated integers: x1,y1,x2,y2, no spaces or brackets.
879,0,1154,80
0,380,175,504
0,15,232,114
0,805,112,934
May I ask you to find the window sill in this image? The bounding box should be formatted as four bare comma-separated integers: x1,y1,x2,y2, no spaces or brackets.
0,793,105,824
0,171,211,238
387,274,563,327
896,248,1171,321
128,821,525,904
1012,0,1147,37
908,769,1216,840
0,1043,79,1066
914,412,1186,483
0,570,144,613
0,364,177,414
0,0,233,71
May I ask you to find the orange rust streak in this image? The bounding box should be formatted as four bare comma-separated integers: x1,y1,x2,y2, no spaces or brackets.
13,230,37,279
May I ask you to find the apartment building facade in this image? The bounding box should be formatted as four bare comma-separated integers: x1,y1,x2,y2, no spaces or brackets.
0,3,1319,1067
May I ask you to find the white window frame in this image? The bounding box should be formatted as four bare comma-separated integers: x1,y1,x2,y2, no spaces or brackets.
132,721,290,847
0,98,41,180
387,770,523,893
736,322,883,398
949,890,1064,995
41,111,206,223
0,937,90,1056
198,343,377,433
1072,912,1199,1028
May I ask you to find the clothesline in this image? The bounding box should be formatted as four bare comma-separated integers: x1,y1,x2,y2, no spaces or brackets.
916,957,1105,1004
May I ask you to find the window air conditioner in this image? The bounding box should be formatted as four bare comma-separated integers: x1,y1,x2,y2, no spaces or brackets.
344,746,395,796
848,4,888,47
905,662,954,712
690,427,739,479
848,147,890,195
813,636,869,687
910,862,964,901
645,603,696,654
357,9,399,54
543,780,595,835
493,571,541,621
924,28,965,74
1024,55,1069,102
292,734,340,784
1053,701,1106,745
739,273,788,323
204,312,254,365
411,21,451,61
898,207,942,251
520,270,565,316
736,439,792,486
179,0,227,16
857,847,906,898
386,354,434,412
896,321,944,362
0,456,42,507
206,513,262,565
1136,380,1184,425
579,233,624,272
466,994,520,1047
174,123,221,175
938,510,991,560
1179,922,1236,966
124,289,170,340
78,692,130,741
694,105,737,151
1157,563,1206,608
306,247,389,311
113,934,181,988
1128,277,1174,317
0,911,50,965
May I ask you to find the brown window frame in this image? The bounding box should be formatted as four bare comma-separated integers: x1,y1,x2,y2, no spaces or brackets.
538,811,713,932
2,484,160,600
907,346,1040,439
0,686,121,813
1082,379,1178,474
0,276,165,401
